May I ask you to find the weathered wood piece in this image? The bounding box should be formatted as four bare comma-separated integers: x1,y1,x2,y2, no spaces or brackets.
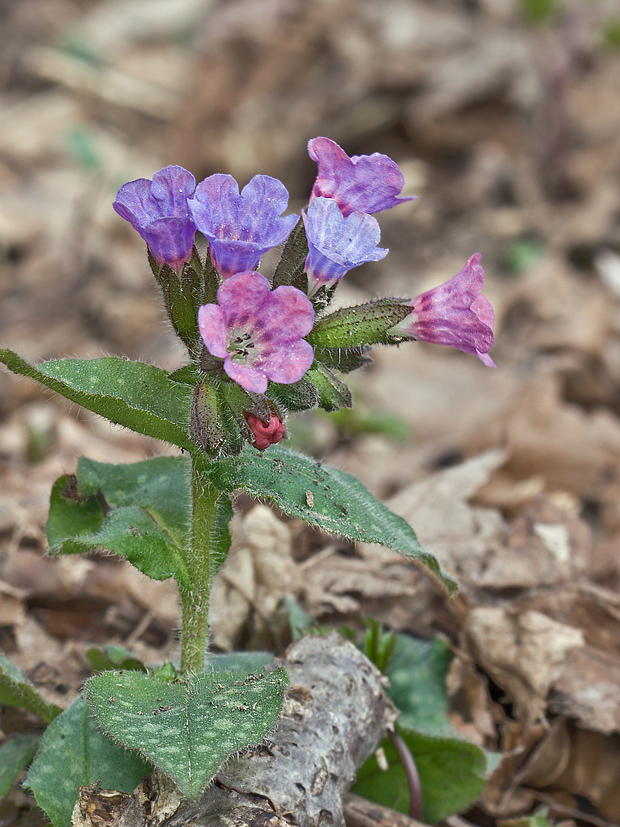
72,633,397,827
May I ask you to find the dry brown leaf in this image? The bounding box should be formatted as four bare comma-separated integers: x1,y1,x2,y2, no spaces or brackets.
463,608,584,726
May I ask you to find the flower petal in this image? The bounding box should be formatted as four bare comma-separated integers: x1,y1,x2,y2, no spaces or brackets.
308,137,416,217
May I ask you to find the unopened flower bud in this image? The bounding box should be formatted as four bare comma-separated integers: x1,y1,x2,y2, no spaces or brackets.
244,412,286,450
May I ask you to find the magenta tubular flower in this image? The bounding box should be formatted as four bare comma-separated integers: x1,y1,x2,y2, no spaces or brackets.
302,197,388,294
198,271,314,393
308,137,416,218
392,254,495,366
113,166,196,272
245,412,286,450
188,174,298,278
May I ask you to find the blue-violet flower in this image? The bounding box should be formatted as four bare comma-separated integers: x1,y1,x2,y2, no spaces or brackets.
188,174,298,278
390,254,495,366
113,165,196,272
302,197,388,294
197,271,314,393
308,137,416,218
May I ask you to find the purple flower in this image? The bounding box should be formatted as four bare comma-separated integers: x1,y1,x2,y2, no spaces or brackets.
197,271,314,393
302,197,388,294
188,174,298,278
113,166,196,272
391,254,495,366
308,137,416,218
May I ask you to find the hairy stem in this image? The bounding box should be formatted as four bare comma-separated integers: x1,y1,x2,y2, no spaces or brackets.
179,458,229,674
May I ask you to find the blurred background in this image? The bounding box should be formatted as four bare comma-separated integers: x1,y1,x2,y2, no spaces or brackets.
3,0,620,825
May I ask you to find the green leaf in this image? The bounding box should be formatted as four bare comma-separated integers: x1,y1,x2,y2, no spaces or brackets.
387,635,454,735
0,734,40,801
353,633,498,822
47,456,193,587
206,446,457,594
86,667,288,799
0,654,62,724
0,351,193,450
308,300,411,348
85,645,147,673
25,696,150,827
353,726,488,824
203,652,274,674
361,618,396,676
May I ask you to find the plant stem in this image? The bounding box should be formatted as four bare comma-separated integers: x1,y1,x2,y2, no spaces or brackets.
179,457,228,674
388,728,423,821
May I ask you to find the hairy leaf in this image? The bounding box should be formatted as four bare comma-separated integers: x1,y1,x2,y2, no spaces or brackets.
0,654,61,724
47,456,193,587
206,446,457,594
86,667,288,799
0,351,193,449
25,696,150,827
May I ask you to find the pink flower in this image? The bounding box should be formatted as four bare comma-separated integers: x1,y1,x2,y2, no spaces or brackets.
308,137,416,218
245,412,286,450
197,271,315,393
391,254,495,366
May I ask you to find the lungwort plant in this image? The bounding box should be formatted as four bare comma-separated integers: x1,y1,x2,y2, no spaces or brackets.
0,137,494,825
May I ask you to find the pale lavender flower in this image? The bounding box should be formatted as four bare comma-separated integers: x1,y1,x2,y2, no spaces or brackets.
308,137,416,218
302,197,388,294
390,254,495,366
188,174,298,278
197,271,314,393
113,166,196,272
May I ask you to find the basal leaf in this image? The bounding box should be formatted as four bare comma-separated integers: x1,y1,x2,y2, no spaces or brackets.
0,733,40,801
206,446,456,594
86,667,288,799
47,456,192,587
0,351,193,449
0,654,62,724
353,633,497,822
387,634,454,735
25,696,150,827
352,726,489,824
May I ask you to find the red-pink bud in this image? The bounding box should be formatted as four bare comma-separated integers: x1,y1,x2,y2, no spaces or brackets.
245,412,286,450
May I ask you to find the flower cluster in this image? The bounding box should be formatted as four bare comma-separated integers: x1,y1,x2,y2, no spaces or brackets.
115,138,495,452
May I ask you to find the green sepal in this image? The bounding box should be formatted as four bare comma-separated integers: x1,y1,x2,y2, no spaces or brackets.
190,380,227,455
312,345,372,374
148,246,219,357
47,456,192,588
272,218,308,288
168,363,203,387
0,654,62,724
305,363,352,411
308,299,412,348
220,381,272,437
0,351,194,450
267,376,319,412
25,695,150,827
206,445,457,594
0,733,40,802
86,666,288,800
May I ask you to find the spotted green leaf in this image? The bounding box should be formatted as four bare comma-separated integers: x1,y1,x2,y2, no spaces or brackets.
86,666,288,799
